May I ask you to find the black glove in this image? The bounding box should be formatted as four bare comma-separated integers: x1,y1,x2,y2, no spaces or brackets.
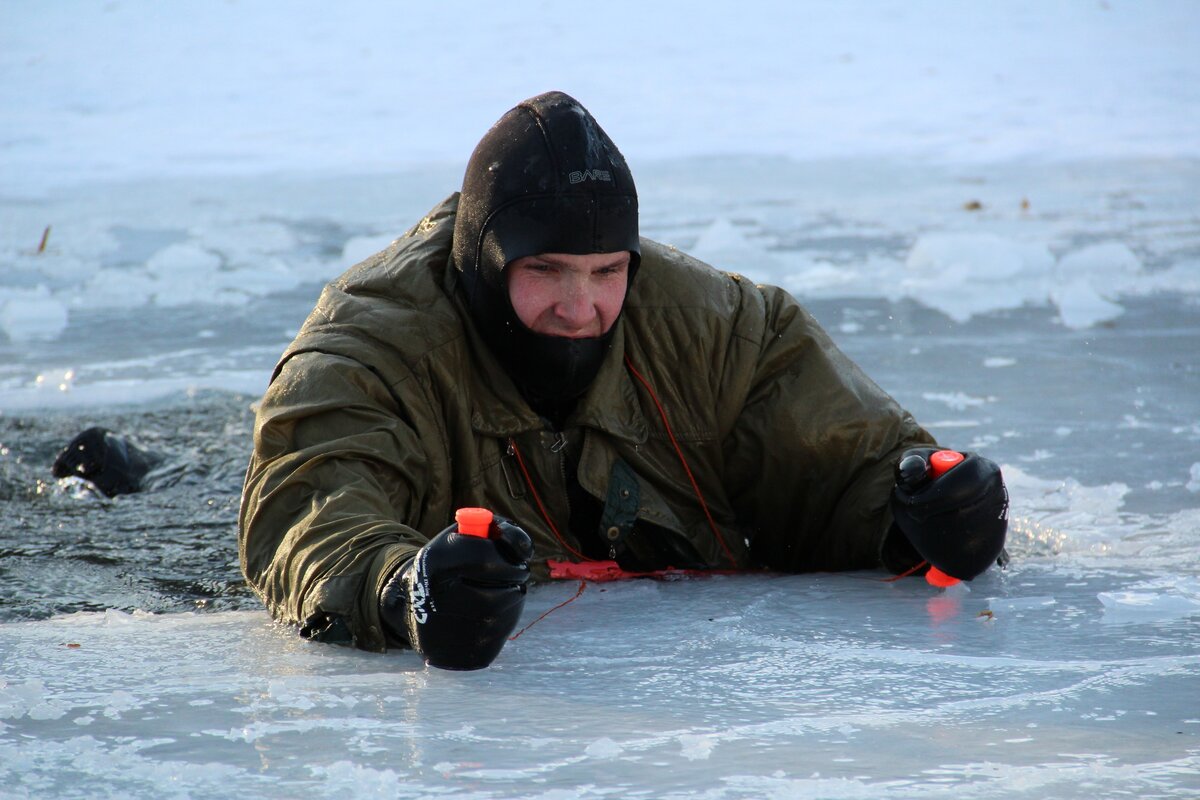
379,514,533,670
890,448,1009,581
51,427,158,497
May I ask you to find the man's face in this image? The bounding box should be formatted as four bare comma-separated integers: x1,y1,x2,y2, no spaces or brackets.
506,252,630,338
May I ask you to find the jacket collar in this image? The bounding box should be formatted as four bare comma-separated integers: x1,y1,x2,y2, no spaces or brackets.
568,321,649,444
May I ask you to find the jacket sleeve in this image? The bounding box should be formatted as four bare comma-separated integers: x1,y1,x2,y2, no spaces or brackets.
238,351,430,652
722,284,936,572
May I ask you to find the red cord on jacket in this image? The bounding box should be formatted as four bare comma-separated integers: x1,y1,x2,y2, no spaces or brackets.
505,353,740,578
623,354,738,568
506,438,593,562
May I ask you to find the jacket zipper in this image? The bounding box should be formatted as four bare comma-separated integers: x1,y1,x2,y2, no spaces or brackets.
552,431,573,552
550,431,615,558
501,442,525,499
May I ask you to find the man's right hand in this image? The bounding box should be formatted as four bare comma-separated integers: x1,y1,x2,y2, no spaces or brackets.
379,515,533,670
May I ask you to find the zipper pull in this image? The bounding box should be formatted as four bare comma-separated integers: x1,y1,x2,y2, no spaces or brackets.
550,432,567,453
603,525,622,561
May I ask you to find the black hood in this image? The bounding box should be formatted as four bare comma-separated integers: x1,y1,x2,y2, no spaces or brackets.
452,91,639,416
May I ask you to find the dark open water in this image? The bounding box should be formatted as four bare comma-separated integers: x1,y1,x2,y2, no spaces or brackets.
0,391,256,620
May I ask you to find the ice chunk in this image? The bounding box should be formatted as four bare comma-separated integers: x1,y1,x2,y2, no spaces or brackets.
1098,590,1200,622
922,391,989,411
341,234,396,266
102,690,141,720
679,732,719,761
1057,242,1141,289
266,680,316,710
903,233,1054,322
81,268,155,309
0,286,69,342
1134,258,1200,295
1051,277,1125,329
0,679,69,721
984,596,1058,614
691,218,783,276
0,679,45,719
908,233,1039,280
1186,463,1200,493
783,258,860,294
145,241,221,277
308,761,404,794
191,220,298,264
1001,465,1131,557
584,737,623,758
1051,243,1147,328
900,236,1161,328
211,263,302,300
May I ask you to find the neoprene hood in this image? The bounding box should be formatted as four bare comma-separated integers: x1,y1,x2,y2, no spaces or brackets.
452,91,640,413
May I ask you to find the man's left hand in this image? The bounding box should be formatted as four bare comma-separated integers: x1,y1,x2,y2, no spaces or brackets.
890,448,1009,581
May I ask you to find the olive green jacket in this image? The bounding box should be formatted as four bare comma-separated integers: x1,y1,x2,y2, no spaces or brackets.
238,194,934,651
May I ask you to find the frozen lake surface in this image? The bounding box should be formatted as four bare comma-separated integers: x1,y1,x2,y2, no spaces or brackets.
2,158,1198,798
3,571,1198,799
3,1,1199,796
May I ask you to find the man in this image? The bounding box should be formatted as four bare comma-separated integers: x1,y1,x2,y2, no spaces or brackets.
238,91,1008,670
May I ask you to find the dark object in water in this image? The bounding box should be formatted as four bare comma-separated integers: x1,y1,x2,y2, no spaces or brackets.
52,427,158,497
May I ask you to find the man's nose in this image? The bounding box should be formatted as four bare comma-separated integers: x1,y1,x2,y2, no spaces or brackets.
556,278,596,323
